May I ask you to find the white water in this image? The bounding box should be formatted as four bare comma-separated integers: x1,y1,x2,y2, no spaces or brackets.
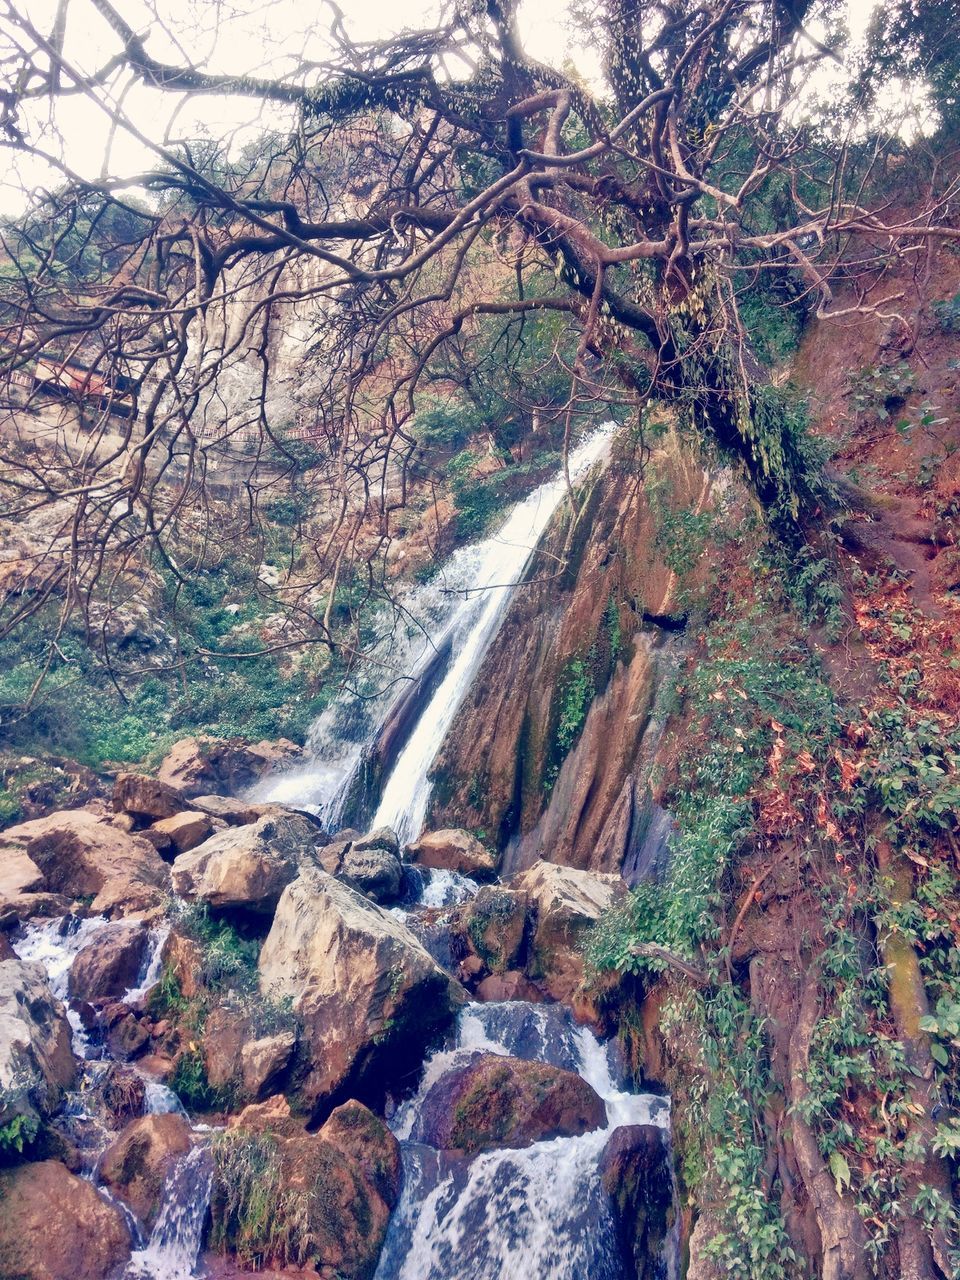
257,427,613,839
126,1146,213,1280
377,1003,669,1280
13,917,210,1280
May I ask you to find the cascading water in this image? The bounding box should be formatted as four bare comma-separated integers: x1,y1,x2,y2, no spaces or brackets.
12,918,212,1280
376,1003,669,1280
256,427,614,842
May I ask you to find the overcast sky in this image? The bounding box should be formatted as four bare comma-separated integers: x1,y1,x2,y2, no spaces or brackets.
0,0,886,215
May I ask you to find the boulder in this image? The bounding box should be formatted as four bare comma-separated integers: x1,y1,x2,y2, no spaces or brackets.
170,812,320,913
210,1097,400,1279
0,960,75,1128
353,826,401,859
112,773,186,822
512,860,626,1002
599,1124,675,1280
160,928,203,1000
0,808,170,915
0,1160,131,1280
407,828,497,879
454,885,529,974
188,794,261,826
413,1053,606,1155
241,1030,297,1100
258,868,465,1118
475,971,543,1002
98,1112,193,1232
150,811,214,854
337,845,403,904
157,736,303,798
68,921,149,1002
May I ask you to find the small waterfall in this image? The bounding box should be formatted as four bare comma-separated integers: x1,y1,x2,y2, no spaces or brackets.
126,1145,213,1280
256,427,613,840
13,915,108,1056
376,1003,669,1280
124,925,171,1005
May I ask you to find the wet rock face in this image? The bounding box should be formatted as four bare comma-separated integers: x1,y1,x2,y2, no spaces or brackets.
210,1096,401,1279
599,1124,675,1280
257,868,465,1119
157,735,303,798
0,1159,132,1280
0,959,76,1126
170,812,320,913
0,807,170,916
413,1052,607,1155
98,1112,193,1232
67,921,148,1002
407,828,498,879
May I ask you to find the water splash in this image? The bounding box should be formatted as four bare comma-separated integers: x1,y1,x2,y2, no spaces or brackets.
13,915,108,1056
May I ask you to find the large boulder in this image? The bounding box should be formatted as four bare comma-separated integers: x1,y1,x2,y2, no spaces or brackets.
210,1096,401,1279
511,861,626,1002
0,960,76,1131
170,812,320,913
0,808,170,915
0,1160,132,1280
413,1053,606,1155
157,736,302,798
112,773,186,823
599,1124,675,1280
68,921,149,1002
258,868,465,1118
407,828,498,880
98,1112,193,1232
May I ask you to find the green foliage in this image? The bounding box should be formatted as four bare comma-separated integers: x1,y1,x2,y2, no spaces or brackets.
168,901,259,994
933,291,960,333
0,1096,39,1160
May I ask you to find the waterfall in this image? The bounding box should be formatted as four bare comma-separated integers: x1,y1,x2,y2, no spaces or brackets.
256,426,614,841
375,1003,669,1280
125,1146,213,1280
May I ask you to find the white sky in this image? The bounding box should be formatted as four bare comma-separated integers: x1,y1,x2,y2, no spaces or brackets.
0,0,889,215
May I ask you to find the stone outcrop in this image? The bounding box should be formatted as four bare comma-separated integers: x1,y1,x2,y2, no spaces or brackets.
512,860,626,1002
210,1095,401,1279
599,1124,675,1280
258,868,465,1117
98,1112,193,1231
407,828,498,879
0,807,170,915
157,736,302,797
0,1160,132,1280
0,959,76,1128
413,1053,606,1154
68,921,148,1002
170,812,320,913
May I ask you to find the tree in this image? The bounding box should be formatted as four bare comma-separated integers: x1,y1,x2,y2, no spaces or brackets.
0,0,956,655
